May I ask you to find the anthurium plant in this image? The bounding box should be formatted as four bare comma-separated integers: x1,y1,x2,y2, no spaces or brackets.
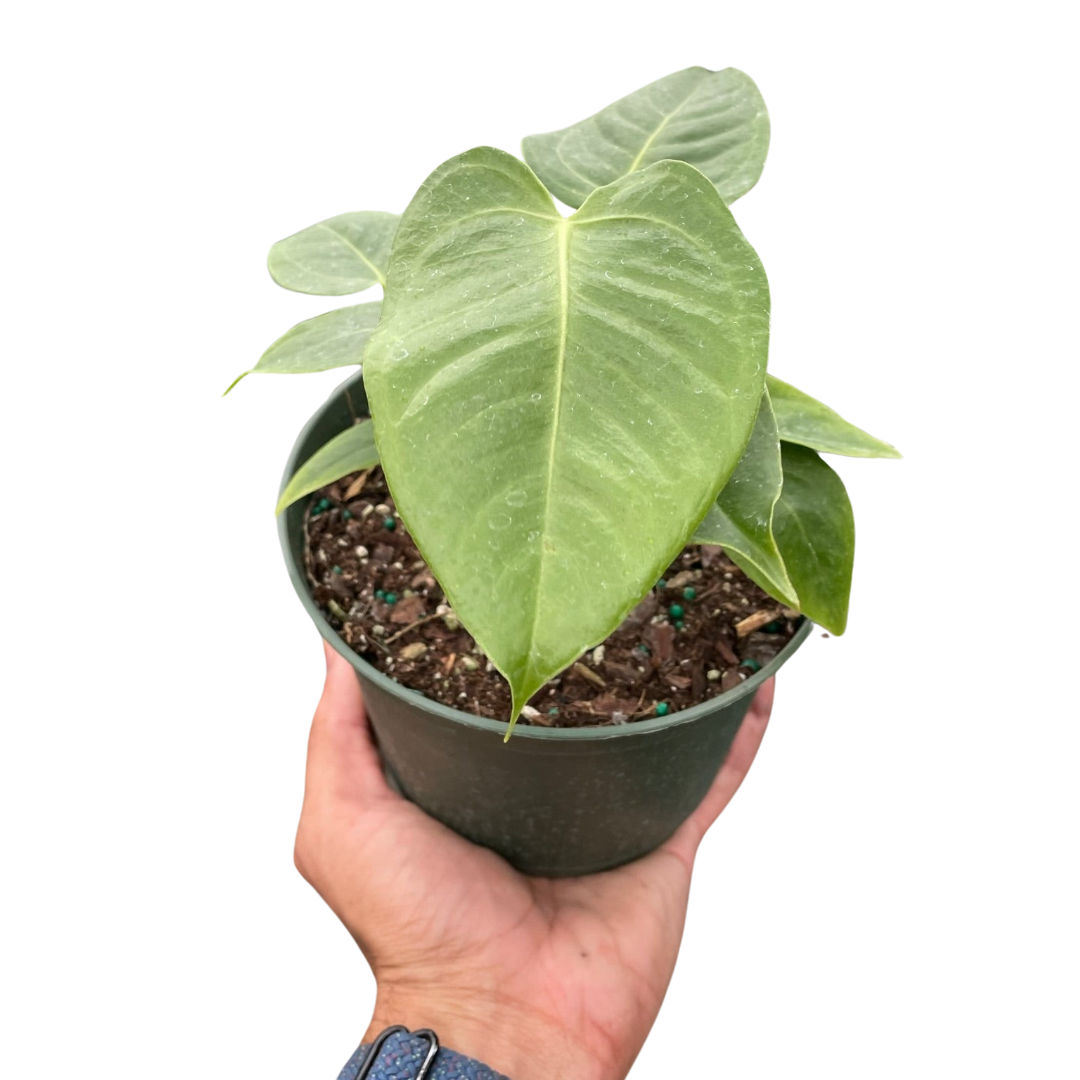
231,66,899,731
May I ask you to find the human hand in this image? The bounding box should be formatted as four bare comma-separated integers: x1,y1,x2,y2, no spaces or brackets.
295,642,775,1080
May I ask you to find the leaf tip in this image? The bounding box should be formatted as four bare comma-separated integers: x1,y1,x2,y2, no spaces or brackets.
274,490,294,518
222,371,250,397
504,685,532,742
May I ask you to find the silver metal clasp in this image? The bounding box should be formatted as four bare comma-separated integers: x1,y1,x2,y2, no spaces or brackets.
356,1025,441,1080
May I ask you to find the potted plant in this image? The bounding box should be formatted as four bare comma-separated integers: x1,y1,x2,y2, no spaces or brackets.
229,66,899,875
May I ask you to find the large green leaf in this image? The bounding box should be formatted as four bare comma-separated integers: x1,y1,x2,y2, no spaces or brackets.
364,147,769,729
268,212,399,295
275,419,379,516
522,67,769,209
772,444,855,634
225,302,381,394
692,388,797,607
768,375,900,458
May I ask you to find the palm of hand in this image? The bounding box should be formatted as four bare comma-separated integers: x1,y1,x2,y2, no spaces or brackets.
296,645,774,1080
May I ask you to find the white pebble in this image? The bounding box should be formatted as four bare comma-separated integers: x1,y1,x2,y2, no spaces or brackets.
375,503,391,515
371,625,386,637
361,504,375,518
591,645,605,665
707,669,721,681
521,705,541,720
392,561,404,571
354,545,369,559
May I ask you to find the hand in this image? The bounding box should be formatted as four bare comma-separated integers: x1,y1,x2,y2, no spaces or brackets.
295,642,775,1080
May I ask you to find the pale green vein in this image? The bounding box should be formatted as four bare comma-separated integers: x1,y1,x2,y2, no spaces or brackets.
556,131,612,188
518,218,572,722
573,213,720,258
626,84,702,173
398,329,539,422
278,253,315,276
318,224,386,286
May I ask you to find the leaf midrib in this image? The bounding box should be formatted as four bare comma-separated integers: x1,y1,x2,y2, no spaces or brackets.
626,78,707,173
522,217,571,695
318,223,386,286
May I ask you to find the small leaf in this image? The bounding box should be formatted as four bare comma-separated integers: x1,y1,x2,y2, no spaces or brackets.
268,212,399,295
522,66,769,209
768,375,901,458
275,419,379,516
364,148,769,731
225,302,381,394
771,444,855,634
693,388,798,607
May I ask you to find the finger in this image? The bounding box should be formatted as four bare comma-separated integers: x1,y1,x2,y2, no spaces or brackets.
304,640,391,807
664,678,775,862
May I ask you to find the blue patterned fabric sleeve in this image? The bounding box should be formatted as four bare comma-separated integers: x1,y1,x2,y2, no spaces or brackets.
336,1028,511,1080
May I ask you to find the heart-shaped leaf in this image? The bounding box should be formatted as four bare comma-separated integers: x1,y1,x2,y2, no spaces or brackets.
768,375,900,458
225,302,381,394
692,388,797,607
276,419,379,516
522,66,769,209
268,212,399,295
772,444,855,634
364,147,769,728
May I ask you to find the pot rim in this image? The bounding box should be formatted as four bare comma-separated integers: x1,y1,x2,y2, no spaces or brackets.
278,373,814,742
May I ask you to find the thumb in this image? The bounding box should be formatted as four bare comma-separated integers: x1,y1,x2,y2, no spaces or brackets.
304,640,390,807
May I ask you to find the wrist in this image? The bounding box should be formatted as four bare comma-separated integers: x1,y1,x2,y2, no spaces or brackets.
364,983,620,1080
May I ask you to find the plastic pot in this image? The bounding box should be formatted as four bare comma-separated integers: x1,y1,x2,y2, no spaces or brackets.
279,372,812,876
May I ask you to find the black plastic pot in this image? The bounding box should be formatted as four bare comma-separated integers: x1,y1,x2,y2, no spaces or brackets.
279,373,812,876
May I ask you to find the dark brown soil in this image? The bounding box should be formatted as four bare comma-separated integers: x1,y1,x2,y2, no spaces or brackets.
305,468,801,727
